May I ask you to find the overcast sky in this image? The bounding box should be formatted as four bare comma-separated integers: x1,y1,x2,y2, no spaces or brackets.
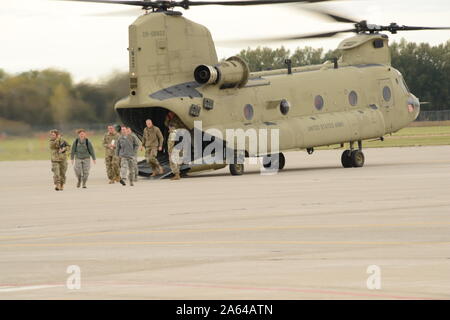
1,0,449,82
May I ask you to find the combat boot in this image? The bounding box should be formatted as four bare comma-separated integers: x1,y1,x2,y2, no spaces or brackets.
77,179,81,188
55,184,60,191
109,180,114,184
171,173,181,181
60,184,64,191
158,165,164,175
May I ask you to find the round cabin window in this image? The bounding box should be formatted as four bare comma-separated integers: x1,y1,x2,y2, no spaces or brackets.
280,99,290,115
348,91,358,106
244,104,254,120
383,86,392,102
314,95,324,111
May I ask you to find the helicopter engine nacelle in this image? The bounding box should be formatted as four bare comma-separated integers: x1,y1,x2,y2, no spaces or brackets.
194,56,250,89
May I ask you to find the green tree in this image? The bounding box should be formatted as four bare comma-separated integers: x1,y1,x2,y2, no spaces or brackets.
0,69,6,81
50,83,71,128
390,39,450,110
238,46,291,71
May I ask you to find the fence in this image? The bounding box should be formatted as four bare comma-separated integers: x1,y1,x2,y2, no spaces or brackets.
416,110,450,122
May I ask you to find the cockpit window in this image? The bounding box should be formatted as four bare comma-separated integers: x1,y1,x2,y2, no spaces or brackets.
399,76,410,94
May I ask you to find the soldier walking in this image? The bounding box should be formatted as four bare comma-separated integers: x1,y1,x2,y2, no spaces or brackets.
71,129,96,188
164,111,185,130
49,129,70,191
127,127,141,181
168,123,182,181
141,119,164,177
103,125,120,184
116,126,139,186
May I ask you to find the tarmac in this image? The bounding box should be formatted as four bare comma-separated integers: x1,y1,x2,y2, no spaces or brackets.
0,146,449,300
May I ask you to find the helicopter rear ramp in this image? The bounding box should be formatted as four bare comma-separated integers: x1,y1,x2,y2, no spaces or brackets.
137,154,191,179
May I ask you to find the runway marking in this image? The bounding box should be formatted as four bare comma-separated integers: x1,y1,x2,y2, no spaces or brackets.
0,281,441,300
1,240,450,248
1,221,450,241
144,281,441,300
0,285,62,293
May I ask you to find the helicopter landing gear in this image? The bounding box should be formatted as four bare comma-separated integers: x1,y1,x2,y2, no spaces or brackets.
229,150,245,176
229,163,244,175
341,141,365,168
262,153,286,170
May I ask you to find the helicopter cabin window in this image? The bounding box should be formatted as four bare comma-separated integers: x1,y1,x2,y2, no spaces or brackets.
244,104,254,120
348,91,358,106
314,95,324,111
373,39,384,49
280,99,290,115
383,86,392,102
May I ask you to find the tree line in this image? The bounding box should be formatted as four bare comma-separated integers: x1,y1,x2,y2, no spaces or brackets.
0,70,128,132
0,39,448,131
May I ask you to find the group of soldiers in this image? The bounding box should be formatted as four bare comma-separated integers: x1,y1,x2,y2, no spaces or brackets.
49,112,184,191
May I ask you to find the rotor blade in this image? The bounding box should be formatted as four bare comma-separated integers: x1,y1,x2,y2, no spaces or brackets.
61,0,151,6
217,28,354,47
62,0,333,8
392,26,450,31
185,0,333,6
87,8,143,16
281,28,355,40
301,6,359,23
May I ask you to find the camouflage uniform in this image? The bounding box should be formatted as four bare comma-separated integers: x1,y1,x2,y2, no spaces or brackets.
71,138,96,188
49,137,70,190
164,114,185,129
116,134,139,185
102,132,120,182
168,127,182,179
142,126,164,174
129,132,141,180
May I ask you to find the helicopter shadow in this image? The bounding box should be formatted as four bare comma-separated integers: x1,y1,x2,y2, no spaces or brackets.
185,165,345,179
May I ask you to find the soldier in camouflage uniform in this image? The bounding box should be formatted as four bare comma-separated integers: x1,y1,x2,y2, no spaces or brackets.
116,126,139,186
103,125,120,184
71,129,96,189
49,129,70,191
141,119,164,177
168,123,182,181
127,127,141,181
164,111,185,130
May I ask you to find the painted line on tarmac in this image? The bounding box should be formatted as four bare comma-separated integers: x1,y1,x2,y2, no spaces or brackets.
0,285,62,293
1,240,450,248
1,221,450,242
0,281,440,300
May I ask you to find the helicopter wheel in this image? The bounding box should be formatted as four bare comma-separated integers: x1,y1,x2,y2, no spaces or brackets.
341,150,353,168
229,163,244,176
262,153,286,170
350,150,365,167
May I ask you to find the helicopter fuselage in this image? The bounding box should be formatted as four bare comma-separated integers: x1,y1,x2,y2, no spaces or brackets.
115,12,420,159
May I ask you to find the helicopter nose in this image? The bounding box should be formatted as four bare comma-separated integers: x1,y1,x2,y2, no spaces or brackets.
407,94,420,117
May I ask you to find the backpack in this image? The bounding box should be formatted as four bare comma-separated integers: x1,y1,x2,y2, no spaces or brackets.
74,138,93,157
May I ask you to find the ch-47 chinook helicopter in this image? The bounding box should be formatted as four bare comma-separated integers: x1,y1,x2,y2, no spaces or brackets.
67,0,450,178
